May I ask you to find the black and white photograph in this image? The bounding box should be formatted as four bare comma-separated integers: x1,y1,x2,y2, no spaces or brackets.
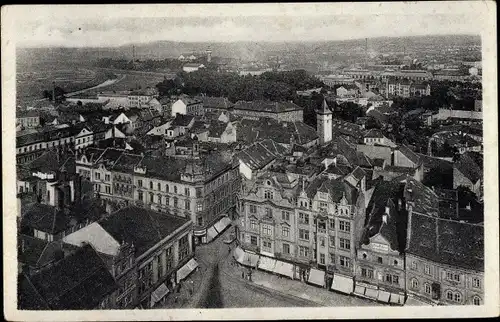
2,2,498,320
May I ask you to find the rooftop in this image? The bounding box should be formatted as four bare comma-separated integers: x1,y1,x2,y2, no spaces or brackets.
18,244,118,310
233,100,303,113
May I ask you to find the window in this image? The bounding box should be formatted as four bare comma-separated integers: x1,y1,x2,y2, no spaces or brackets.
138,191,143,201
149,193,154,203
299,246,309,258
446,290,453,300
394,260,399,266
262,225,272,236
265,208,272,217
472,278,481,288
95,172,101,180
473,296,481,305
184,200,190,210
320,237,325,247
105,186,111,194
173,197,178,207
319,253,326,264
197,216,203,226
264,190,273,199
299,229,310,240
150,181,153,189
196,187,202,197
339,220,351,232
178,235,189,261
411,278,419,289
250,220,258,230
282,211,290,221
249,205,257,213
377,256,383,264
157,183,161,191
411,261,418,270
282,226,290,237
361,268,374,279
138,179,143,187
385,274,399,285
424,283,431,294
185,188,190,196
174,186,178,194
329,219,335,230
424,264,431,275
262,240,272,249
329,235,335,247
446,272,460,282
453,292,462,303
299,213,309,225
165,196,170,205
197,202,203,212
339,255,350,268
250,236,258,245
283,243,290,254
166,184,169,192
339,238,350,250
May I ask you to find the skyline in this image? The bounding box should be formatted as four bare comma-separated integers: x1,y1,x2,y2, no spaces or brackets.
6,3,487,48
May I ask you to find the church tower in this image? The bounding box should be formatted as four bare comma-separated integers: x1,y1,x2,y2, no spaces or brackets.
317,99,332,144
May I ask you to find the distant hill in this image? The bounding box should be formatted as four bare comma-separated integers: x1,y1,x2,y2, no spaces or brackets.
17,34,481,64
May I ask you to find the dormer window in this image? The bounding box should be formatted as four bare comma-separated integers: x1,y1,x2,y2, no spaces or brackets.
264,190,274,200
266,180,272,186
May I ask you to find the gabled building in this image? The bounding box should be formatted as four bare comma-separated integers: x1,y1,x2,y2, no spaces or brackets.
403,177,484,306
62,206,194,309
453,152,483,198
363,129,396,148
232,101,304,122
171,97,204,117
355,179,407,305
237,139,288,180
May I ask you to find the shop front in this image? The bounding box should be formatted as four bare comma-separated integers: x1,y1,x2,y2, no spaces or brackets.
308,267,326,288
330,273,354,294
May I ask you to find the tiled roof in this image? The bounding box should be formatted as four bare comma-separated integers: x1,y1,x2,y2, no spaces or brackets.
99,206,190,256
397,145,421,165
200,96,234,109
237,139,287,170
18,234,62,269
233,100,303,113
407,212,483,271
171,113,194,127
111,153,143,172
24,150,76,174
305,176,358,204
18,244,118,310
454,152,482,183
21,199,105,235
364,129,385,139
331,119,363,139
404,176,439,216
207,120,229,138
236,117,317,146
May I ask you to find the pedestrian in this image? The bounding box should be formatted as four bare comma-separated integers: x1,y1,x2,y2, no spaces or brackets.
242,271,245,279
228,246,231,255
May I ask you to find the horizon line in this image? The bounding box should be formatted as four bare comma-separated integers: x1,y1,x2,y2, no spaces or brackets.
16,33,481,50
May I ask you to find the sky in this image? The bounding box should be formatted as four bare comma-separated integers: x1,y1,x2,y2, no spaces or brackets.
4,3,489,48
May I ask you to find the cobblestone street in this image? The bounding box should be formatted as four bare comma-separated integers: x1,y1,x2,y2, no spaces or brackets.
160,226,384,308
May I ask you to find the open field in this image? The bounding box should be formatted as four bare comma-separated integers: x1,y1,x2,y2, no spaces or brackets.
85,69,170,94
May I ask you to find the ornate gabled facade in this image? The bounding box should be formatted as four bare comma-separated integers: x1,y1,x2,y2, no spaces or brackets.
237,170,367,289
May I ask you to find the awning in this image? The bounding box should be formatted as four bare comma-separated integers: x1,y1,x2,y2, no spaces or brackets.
233,246,245,263
405,296,431,306
389,293,405,305
176,258,198,283
214,216,231,234
274,260,295,279
354,285,366,296
377,290,391,303
186,258,199,271
330,274,354,294
258,256,277,272
364,287,379,299
150,283,169,307
244,252,260,267
206,226,218,242
307,268,325,287
193,229,206,236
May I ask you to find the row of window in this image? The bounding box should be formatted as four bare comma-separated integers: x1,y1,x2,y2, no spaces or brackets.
137,180,202,197
410,278,481,305
360,268,400,285
411,261,481,288
137,191,202,211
